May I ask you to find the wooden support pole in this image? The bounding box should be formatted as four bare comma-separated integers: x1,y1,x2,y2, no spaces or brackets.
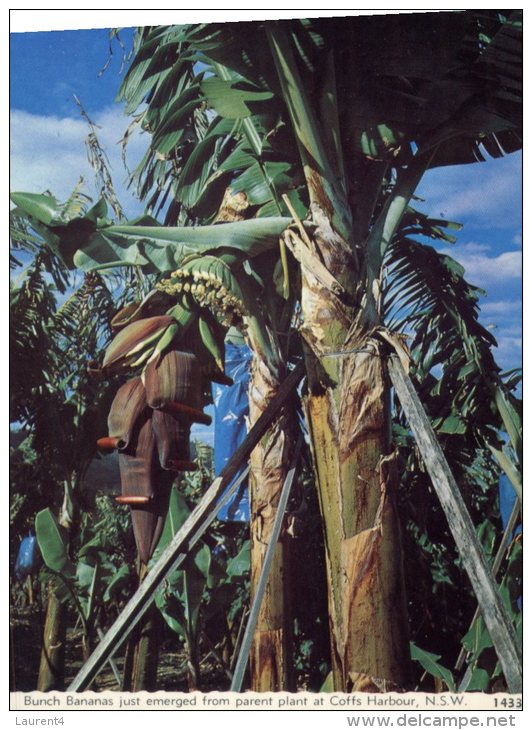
68,362,304,692
388,355,522,693
96,627,121,687
455,498,521,675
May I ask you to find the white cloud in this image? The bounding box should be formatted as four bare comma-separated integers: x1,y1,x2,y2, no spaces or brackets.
418,155,522,376
479,301,521,372
481,300,522,316
435,239,522,373
10,106,149,218
417,152,522,227
445,243,522,287
455,242,489,254
492,334,523,370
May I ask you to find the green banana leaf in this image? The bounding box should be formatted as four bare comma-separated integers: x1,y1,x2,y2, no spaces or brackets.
410,641,456,691
153,488,213,641
73,217,292,273
226,540,250,579
11,192,64,226
76,560,101,623
462,668,491,692
200,77,274,119
177,134,226,210
103,564,132,603
35,508,75,579
11,192,107,227
494,387,522,463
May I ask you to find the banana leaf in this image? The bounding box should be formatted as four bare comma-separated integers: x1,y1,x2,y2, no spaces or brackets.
410,641,456,691
73,217,292,273
35,508,75,579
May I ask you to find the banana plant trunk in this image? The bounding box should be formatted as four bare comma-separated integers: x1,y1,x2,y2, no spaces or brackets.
248,353,295,691
131,564,160,691
294,206,412,692
122,565,161,691
37,485,74,691
303,349,411,691
132,603,161,692
37,582,68,691
268,23,413,686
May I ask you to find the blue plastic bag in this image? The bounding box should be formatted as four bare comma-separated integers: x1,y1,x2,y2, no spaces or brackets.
499,474,522,610
499,474,522,539
213,342,252,521
14,531,40,581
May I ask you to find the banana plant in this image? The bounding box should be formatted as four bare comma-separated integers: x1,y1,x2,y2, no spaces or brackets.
152,486,250,690
35,508,132,665
12,186,304,690
110,31,308,689
10,193,123,691
110,236,303,691
384,209,523,684
121,14,520,692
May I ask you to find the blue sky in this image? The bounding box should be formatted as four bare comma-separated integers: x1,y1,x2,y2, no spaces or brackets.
10,29,134,117
10,24,522,378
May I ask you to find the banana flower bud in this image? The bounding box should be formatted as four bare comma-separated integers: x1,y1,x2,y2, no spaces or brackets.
102,315,175,375
145,350,202,467
102,347,207,563
117,414,174,565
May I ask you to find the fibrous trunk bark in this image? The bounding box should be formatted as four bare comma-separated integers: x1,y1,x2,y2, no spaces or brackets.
131,605,161,691
304,350,411,691
248,354,294,691
289,205,412,691
37,583,67,691
131,566,160,691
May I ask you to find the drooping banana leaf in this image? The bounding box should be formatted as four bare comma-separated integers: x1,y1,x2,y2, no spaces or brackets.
11,190,292,274
73,217,292,273
410,641,456,692
384,209,521,521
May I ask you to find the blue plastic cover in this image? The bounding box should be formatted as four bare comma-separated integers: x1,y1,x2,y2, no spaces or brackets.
499,474,522,539
213,342,252,521
15,531,40,580
499,474,522,610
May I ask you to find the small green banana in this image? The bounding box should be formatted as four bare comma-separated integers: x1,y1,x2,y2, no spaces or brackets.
198,313,224,372
148,322,179,364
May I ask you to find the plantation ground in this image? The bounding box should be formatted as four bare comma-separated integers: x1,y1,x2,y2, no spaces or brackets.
10,605,229,692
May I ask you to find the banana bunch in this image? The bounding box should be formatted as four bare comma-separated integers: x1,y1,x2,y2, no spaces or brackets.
156,255,247,330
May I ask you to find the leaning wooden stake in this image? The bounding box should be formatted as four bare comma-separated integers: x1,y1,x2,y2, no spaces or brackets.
455,498,521,676
68,362,304,692
388,355,522,693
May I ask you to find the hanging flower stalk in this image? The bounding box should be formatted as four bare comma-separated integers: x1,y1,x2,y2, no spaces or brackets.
96,312,218,565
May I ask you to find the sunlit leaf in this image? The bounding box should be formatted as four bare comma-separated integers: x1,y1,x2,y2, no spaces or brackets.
410,642,456,691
